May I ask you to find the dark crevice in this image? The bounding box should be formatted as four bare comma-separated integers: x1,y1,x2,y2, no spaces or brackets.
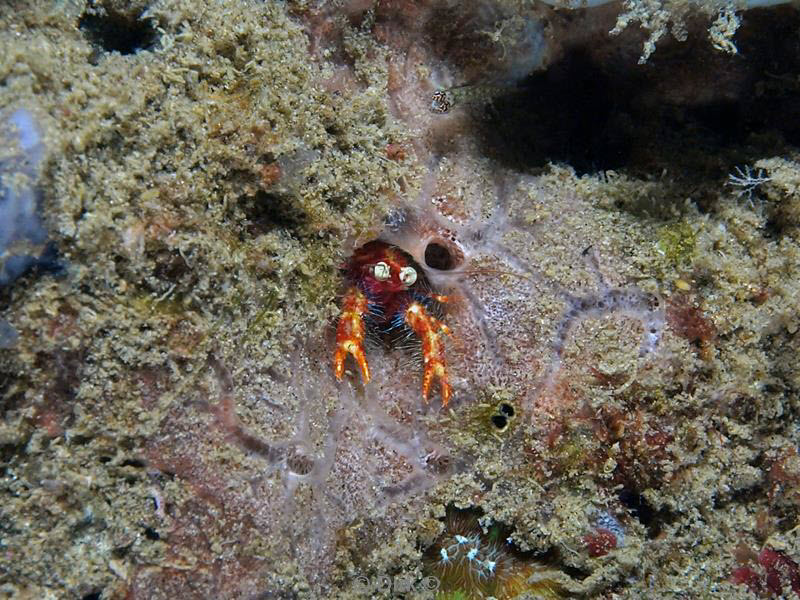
1,441,29,468
69,434,93,446
239,190,308,237
619,490,673,539
476,7,800,179
153,249,192,283
79,9,158,56
560,561,592,581
0,370,25,413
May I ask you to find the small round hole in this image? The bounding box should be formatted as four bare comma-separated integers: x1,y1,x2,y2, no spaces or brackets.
490,414,508,430
498,402,515,418
287,447,314,475
425,242,455,270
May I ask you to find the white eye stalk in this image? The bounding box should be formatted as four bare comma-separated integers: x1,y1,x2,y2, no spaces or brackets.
399,266,417,287
372,261,390,281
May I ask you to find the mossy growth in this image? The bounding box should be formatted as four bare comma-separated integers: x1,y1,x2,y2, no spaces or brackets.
756,156,800,229
550,430,595,478
656,220,697,269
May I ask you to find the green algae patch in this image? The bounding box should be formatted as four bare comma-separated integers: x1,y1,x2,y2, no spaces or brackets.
656,220,697,268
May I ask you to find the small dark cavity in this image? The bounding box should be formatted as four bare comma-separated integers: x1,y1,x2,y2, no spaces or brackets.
239,190,307,237
144,526,160,540
82,593,102,600
490,414,508,430
0,441,28,465
120,458,147,468
69,434,93,446
79,10,158,56
152,249,192,283
424,241,455,270
619,489,671,539
498,402,515,418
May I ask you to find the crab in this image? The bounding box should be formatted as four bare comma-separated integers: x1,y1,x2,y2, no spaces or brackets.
333,240,452,406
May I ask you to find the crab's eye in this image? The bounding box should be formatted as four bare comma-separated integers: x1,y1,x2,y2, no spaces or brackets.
399,266,417,287
372,262,390,281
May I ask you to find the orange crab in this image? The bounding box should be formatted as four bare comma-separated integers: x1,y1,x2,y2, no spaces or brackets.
333,240,452,406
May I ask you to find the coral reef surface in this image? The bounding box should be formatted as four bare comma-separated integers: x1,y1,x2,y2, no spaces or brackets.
2,0,800,599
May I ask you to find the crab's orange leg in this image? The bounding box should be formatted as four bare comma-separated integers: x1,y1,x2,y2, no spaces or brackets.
333,286,371,384
404,302,452,406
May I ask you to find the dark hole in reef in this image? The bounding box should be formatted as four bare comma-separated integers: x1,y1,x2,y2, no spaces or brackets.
82,593,102,600
121,457,147,468
79,9,158,55
490,414,508,430
144,526,160,540
619,489,671,539
69,434,93,446
498,402,515,418
0,369,26,417
239,190,307,237
764,217,786,239
424,242,455,270
1,442,28,467
556,555,592,580
477,7,800,180
153,249,192,283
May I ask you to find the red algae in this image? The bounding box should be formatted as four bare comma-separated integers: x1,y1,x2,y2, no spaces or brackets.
732,547,800,597
666,294,717,359
584,527,618,558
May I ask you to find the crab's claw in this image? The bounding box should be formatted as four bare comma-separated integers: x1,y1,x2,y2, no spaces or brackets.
333,286,371,384
404,301,452,407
